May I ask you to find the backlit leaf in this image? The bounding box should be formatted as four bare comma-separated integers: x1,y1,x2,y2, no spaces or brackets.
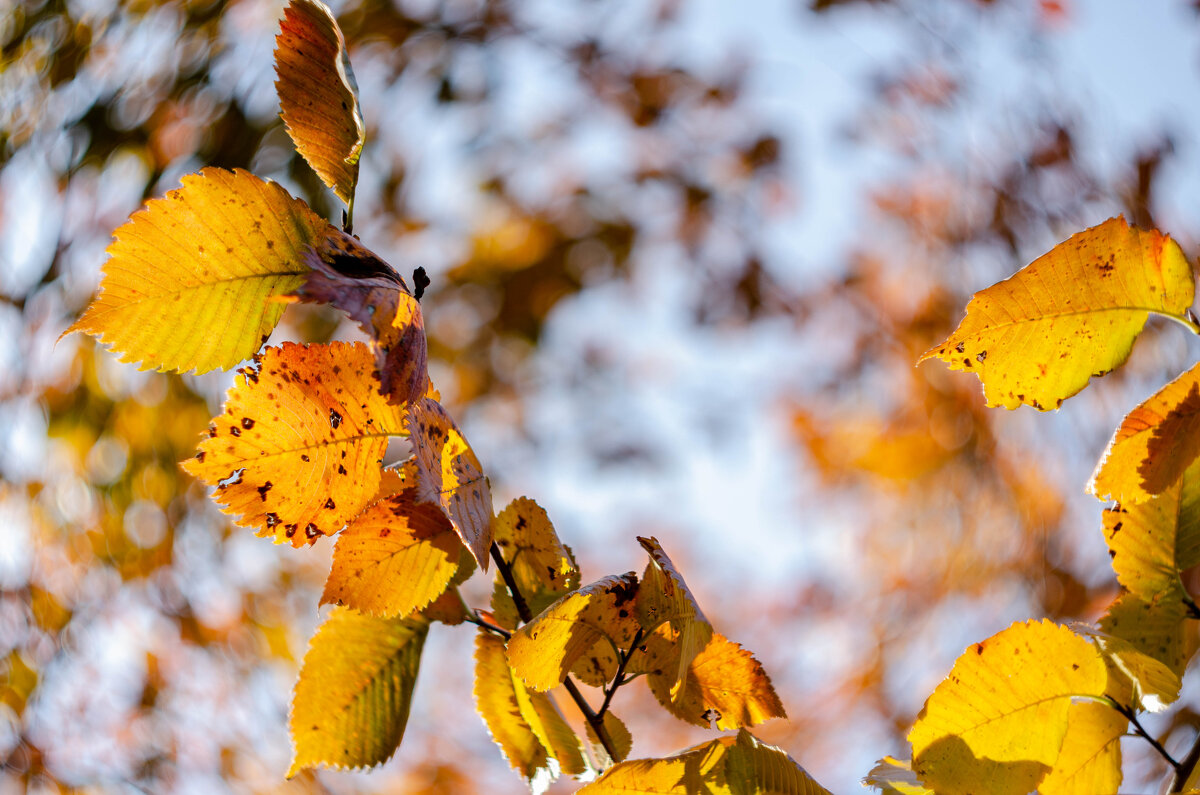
292,229,428,406
1100,592,1189,679
321,473,465,617
585,711,633,768
1090,363,1200,502
1037,701,1124,795
636,536,712,698
507,573,640,691
646,632,785,730
723,730,834,795
407,397,494,571
182,341,407,547
491,498,581,629
288,608,426,776
908,619,1110,795
66,168,326,374
275,0,364,205
919,217,1195,410
863,757,933,794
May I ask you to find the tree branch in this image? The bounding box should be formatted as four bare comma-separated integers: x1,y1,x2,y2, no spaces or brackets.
1112,702,1180,778
1168,727,1200,793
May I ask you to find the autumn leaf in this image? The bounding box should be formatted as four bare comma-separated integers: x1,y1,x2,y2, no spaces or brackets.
1037,701,1124,795
275,0,364,206
1095,630,1181,712
491,498,581,629
407,396,494,571
576,730,832,795
1090,363,1200,502
473,631,584,789
182,341,407,547
288,608,427,776
321,465,467,617
66,168,327,374
919,217,1195,410
1100,593,1189,680
292,229,428,406
645,632,785,731
585,711,633,768
908,619,1111,795
506,573,641,691
636,536,712,698
863,757,933,794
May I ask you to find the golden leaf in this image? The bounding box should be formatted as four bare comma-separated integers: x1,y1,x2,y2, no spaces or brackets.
66,168,327,374
1037,701,1124,795
1091,363,1200,502
321,483,465,618
646,632,785,731
407,397,494,571
274,0,363,205
863,757,934,794
506,573,640,692
182,342,407,547
919,217,1195,410
636,536,712,698
491,497,581,630
288,608,426,776
585,711,633,768
1100,592,1189,680
908,620,1110,795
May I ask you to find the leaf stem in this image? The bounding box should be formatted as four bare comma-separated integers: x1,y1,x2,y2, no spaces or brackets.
597,627,643,720
488,541,620,766
1112,701,1180,776
1156,308,1200,336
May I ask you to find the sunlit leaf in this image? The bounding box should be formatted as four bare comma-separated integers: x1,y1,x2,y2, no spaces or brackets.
275,0,364,205
1037,701,1124,795
919,217,1195,410
288,608,426,776
1100,592,1189,679
908,619,1110,795
585,711,633,768
863,757,933,794
491,497,581,629
723,730,834,795
182,341,407,547
1090,363,1200,502
646,632,785,730
292,229,428,406
66,168,327,374
636,536,712,698
507,573,640,691
321,468,466,617
407,396,494,570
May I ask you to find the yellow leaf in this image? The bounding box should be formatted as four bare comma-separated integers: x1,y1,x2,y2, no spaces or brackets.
407,397,494,571
473,631,583,789
863,757,933,794
1037,701,1124,795
919,217,1195,410
723,730,834,795
491,497,581,630
66,168,327,374
507,573,641,691
182,341,407,547
275,0,363,205
1100,592,1189,680
1090,363,1200,502
293,229,428,406
646,632,785,731
637,536,712,698
585,711,633,768
321,483,465,618
908,619,1110,795
288,608,426,776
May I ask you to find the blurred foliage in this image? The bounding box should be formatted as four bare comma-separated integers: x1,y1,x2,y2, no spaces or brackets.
2,0,1197,791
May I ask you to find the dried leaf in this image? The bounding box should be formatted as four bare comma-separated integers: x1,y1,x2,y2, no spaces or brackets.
646,632,785,730
275,0,363,204
407,397,494,571
293,229,428,406
908,620,1110,795
636,536,712,698
920,217,1195,410
66,168,327,374
288,608,426,776
507,573,640,692
1091,363,1200,502
182,341,407,547
1037,702,1124,795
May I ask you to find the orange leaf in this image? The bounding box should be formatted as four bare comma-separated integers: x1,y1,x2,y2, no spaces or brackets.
1090,362,1200,503
182,341,407,547
66,168,327,374
275,0,363,205
407,397,494,571
293,229,429,406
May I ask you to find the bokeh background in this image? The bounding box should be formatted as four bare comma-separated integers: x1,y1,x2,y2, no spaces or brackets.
5,0,1200,792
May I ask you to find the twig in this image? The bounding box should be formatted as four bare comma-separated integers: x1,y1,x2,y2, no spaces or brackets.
1169,727,1200,793
598,627,643,719
1112,702,1180,777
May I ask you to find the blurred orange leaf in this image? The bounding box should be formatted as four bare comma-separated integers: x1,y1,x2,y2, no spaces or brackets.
288,608,426,776
275,0,364,205
920,217,1195,410
66,168,327,374
182,341,407,547
1090,363,1200,503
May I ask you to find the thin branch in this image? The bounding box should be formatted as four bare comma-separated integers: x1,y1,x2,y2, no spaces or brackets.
598,627,644,719
1112,702,1180,777
489,541,620,765
1169,727,1200,793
